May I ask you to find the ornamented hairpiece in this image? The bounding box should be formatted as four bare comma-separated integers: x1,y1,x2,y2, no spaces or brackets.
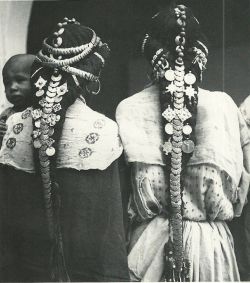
141,34,150,54
31,18,110,280
149,5,199,281
42,27,97,55
36,18,108,83
191,40,208,80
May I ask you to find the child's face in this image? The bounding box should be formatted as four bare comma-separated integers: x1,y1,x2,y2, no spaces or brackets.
3,58,32,110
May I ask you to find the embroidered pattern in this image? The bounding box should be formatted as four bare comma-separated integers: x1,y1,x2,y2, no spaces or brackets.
21,109,31,119
85,133,99,144
13,123,24,134
6,138,16,149
94,119,105,129
79,147,93,158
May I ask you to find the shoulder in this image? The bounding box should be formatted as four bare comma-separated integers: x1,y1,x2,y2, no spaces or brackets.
116,85,159,118
0,107,15,120
239,94,250,125
198,88,237,109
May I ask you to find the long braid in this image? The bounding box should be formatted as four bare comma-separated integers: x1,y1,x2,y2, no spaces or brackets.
30,17,110,281
142,5,208,281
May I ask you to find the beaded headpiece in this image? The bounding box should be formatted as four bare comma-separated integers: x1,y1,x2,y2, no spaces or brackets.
32,17,110,161
142,5,208,281
30,17,110,281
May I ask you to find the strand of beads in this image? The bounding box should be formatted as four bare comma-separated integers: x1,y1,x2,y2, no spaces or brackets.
33,22,68,238
32,70,66,238
38,17,99,68
161,5,191,281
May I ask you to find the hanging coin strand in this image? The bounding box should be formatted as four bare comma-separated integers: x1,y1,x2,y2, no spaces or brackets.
32,18,73,282
32,19,69,238
160,5,196,281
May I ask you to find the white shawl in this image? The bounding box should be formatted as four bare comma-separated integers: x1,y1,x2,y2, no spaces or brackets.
0,99,123,172
116,85,250,187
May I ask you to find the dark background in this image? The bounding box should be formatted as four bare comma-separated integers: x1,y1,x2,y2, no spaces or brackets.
27,0,250,118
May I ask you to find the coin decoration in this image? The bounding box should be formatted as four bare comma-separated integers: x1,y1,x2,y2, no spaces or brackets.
141,4,207,281
30,17,112,282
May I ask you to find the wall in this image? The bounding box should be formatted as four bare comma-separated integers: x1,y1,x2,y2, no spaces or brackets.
0,0,33,113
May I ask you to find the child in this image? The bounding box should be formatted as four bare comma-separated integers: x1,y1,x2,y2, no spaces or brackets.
0,54,35,145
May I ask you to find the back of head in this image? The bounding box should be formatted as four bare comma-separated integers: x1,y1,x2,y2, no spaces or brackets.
3,54,36,76
29,18,111,281
31,17,111,163
143,5,208,80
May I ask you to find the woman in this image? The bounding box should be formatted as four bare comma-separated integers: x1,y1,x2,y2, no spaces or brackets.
0,18,129,282
116,4,250,282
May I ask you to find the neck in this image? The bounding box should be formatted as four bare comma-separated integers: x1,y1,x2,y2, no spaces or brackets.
12,105,28,112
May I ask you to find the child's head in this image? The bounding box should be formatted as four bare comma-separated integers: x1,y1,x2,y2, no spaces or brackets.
2,54,35,111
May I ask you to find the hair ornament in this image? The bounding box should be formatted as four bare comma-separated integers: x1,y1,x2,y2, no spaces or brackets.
141,34,150,54
37,19,109,86
151,49,170,81
196,40,208,56
86,79,101,95
152,12,160,19
146,4,201,281
31,18,110,281
193,16,200,24
42,28,97,55
190,41,208,81
94,52,105,66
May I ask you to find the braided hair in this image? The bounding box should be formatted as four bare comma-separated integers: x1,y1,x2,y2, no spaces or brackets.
30,17,110,281
142,5,208,281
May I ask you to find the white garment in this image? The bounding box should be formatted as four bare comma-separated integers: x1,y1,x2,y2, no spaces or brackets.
116,85,249,282
0,99,123,172
116,85,250,188
240,94,250,128
128,216,240,282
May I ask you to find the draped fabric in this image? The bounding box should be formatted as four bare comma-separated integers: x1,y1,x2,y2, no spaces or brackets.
116,85,250,187
128,217,240,282
0,161,129,282
0,98,129,281
116,85,250,281
0,99,123,172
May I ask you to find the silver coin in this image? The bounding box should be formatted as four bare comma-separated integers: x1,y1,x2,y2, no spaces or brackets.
49,81,60,88
183,124,192,135
165,69,175,81
36,90,45,97
51,74,62,82
46,147,55,156
47,91,57,98
48,86,57,93
45,96,54,103
165,123,173,135
184,72,196,85
33,139,41,149
182,139,195,153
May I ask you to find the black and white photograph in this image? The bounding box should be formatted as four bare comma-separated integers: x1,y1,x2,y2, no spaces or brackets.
0,0,250,282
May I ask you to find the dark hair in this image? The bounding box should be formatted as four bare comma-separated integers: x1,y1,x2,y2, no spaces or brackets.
144,6,208,81
143,5,208,168
142,6,209,280
30,19,110,281
31,20,110,179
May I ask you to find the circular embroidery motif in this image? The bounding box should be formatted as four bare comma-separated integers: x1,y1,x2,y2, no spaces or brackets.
94,119,105,129
79,147,93,158
21,109,31,119
6,138,16,149
85,133,99,144
13,123,23,134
